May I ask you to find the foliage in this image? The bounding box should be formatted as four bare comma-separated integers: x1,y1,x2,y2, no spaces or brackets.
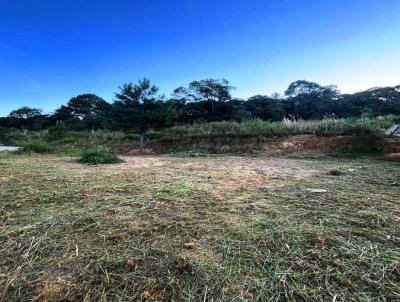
0,127,11,144
245,95,284,121
18,140,55,153
174,78,234,115
163,116,391,140
47,121,68,140
79,146,124,165
8,107,43,119
1,79,399,132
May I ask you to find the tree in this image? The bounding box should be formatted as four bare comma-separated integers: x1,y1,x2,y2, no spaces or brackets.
245,95,284,121
283,80,341,119
285,80,339,98
9,107,43,119
66,94,107,120
113,78,160,145
8,107,46,130
53,105,74,122
173,79,234,114
114,78,158,106
341,87,400,117
53,94,109,130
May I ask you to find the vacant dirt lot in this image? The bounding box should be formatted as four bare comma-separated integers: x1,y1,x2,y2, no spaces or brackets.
1,154,399,301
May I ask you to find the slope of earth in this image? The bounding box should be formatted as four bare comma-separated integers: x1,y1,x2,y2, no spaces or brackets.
0,154,399,301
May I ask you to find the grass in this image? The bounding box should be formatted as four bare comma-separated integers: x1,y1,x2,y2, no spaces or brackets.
163,116,397,140
3,116,398,156
0,153,399,301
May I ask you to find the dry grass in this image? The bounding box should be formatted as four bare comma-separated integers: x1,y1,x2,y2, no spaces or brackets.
0,153,399,301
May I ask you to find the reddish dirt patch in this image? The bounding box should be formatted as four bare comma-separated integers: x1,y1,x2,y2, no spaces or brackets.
263,135,351,155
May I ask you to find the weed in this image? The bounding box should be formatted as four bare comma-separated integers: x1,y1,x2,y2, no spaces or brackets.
18,140,55,153
79,146,124,165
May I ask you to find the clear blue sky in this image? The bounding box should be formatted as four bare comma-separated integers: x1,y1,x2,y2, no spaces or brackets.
1,0,399,116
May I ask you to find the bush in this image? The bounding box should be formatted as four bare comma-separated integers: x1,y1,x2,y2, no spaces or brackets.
0,127,10,144
79,146,124,165
47,121,68,140
163,116,394,140
53,136,82,145
19,140,55,153
123,133,141,141
146,131,164,140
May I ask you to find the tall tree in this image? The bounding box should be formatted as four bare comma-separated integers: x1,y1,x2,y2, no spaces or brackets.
283,80,340,119
173,79,234,114
65,94,107,120
285,80,339,98
8,107,46,130
113,78,160,146
114,78,158,106
9,107,43,119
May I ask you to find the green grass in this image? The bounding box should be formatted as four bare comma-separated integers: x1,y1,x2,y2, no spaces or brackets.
163,116,397,140
17,139,55,153
3,116,398,156
0,153,399,301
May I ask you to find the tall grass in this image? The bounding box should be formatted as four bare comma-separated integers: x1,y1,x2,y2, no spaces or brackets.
3,116,397,155
163,116,397,140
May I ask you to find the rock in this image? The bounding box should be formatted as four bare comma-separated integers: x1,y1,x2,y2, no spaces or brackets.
307,188,328,193
183,242,195,249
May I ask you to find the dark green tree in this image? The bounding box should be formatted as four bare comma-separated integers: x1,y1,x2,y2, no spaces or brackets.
53,94,109,130
245,95,284,121
283,80,340,119
173,79,234,115
66,94,107,120
113,78,159,131
8,107,46,130
285,80,339,98
9,107,43,119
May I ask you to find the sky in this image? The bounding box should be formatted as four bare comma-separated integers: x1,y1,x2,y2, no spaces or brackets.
0,0,399,116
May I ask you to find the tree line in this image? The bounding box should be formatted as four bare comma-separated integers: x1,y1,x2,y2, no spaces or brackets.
1,79,399,132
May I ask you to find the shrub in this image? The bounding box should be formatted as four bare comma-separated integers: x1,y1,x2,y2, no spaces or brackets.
47,121,68,140
54,136,82,145
0,127,10,144
123,133,141,141
146,131,164,140
19,140,55,153
79,146,124,165
163,116,394,140
339,125,384,156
